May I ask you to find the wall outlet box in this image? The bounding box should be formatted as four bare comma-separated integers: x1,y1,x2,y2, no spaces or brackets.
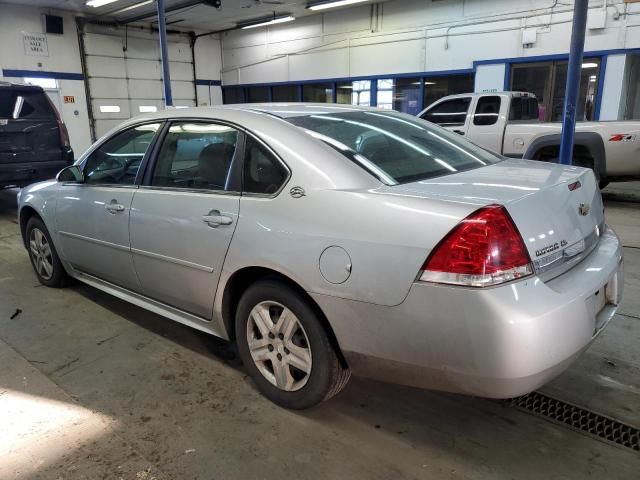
588,10,607,29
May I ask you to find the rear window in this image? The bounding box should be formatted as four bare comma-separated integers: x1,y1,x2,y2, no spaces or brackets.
286,111,501,184
0,90,54,120
509,96,539,122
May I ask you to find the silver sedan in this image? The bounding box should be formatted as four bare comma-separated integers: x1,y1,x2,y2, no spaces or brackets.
17,104,623,409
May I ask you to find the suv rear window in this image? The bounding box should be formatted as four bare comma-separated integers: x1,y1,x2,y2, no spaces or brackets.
286,110,501,184
0,89,54,120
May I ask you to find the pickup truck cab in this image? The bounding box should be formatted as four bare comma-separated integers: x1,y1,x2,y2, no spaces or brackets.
419,92,640,186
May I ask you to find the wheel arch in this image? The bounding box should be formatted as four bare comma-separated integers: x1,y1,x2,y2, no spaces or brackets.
19,205,41,248
219,266,348,369
523,132,607,182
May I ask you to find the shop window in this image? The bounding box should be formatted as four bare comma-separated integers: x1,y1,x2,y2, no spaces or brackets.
247,86,269,103
423,74,474,110
511,58,600,121
624,54,640,120
302,83,333,103
222,86,244,104
376,79,394,109
388,78,421,115
272,85,298,102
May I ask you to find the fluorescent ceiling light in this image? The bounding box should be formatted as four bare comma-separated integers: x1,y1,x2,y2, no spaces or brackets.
241,15,295,29
99,105,120,113
308,0,369,11
581,62,598,69
111,0,153,14
86,0,121,7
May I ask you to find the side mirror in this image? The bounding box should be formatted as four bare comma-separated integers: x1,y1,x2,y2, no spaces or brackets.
56,165,84,183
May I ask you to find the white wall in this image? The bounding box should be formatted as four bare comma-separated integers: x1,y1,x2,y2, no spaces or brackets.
194,34,223,106
220,0,640,119
0,4,92,155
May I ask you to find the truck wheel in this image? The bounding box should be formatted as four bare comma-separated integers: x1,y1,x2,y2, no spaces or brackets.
235,279,350,409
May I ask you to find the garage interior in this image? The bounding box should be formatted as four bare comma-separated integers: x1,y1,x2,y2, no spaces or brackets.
0,0,639,478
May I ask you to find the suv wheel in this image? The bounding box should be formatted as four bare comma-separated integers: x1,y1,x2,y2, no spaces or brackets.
235,280,350,409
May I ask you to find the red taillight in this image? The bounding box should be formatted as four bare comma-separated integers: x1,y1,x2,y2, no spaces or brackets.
420,204,533,287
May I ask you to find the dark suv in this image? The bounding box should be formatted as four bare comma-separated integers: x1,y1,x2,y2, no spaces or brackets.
0,83,73,188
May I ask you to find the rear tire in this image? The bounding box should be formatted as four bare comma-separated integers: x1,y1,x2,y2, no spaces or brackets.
235,280,350,409
25,217,69,288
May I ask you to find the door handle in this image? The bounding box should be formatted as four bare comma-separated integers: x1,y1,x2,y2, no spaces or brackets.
106,201,125,213
202,209,233,228
453,129,465,135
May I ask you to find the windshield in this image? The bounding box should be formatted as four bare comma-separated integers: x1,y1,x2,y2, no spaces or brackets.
286,110,501,184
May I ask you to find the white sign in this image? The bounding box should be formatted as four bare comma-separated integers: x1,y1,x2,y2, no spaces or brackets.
23,32,49,57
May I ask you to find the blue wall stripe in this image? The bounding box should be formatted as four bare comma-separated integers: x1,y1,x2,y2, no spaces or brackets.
195,79,222,86
2,69,84,80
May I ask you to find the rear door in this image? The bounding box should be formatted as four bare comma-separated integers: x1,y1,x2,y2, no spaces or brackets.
129,121,241,319
420,96,473,136
465,95,507,153
0,86,61,175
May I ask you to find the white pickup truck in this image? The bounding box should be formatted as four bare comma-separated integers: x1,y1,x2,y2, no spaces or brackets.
418,91,640,186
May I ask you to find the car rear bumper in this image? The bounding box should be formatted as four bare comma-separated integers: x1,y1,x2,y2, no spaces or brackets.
311,226,623,398
0,158,70,187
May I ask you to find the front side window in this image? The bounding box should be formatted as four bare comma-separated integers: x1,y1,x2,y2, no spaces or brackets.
473,96,501,126
421,97,471,127
151,122,238,191
287,111,500,184
84,123,161,185
243,136,288,195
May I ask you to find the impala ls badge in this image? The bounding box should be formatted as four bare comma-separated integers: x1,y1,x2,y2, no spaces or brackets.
290,186,306,198
578,202,591,216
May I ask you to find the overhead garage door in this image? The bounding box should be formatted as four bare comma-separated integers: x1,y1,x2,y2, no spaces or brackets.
81,26,195,139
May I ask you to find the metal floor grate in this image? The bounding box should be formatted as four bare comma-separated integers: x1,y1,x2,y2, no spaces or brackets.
509,391,640,451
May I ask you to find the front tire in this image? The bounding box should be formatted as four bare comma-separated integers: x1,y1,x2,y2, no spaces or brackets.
25,217,69,288
235,280,350,409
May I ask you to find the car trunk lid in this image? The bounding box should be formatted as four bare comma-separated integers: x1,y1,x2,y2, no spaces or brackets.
376,158,604,280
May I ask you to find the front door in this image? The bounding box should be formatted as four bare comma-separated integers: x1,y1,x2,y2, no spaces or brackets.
56,122,161,289
129,121,241,319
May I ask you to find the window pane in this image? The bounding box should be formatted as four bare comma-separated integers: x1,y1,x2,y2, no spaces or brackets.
511,64,551,120
390,78,421,115
223,87,244,104
421,97,471,127
272,85,298,102
337,80,371,106
84,123,160,185
509,96,539,121
0,89,54,120
151,122,238,191
286,111,500,184
550,58,600,121
423,75,474,110
243,136,288,194
303,83,333,103
247,86,269,103
624,54,640,119
473,96,501,126
377,79,393,110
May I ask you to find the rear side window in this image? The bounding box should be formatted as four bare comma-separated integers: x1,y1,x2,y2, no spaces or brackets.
473,96,501,126
151,122,239,191
243,136,288,195
0,90,54,120
509,96,539,121
421,97,471,127
84,123,161,185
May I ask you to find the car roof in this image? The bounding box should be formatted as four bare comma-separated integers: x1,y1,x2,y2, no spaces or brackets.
0,81,43,91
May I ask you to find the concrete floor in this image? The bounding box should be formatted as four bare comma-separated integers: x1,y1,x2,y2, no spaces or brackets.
0,186,638,480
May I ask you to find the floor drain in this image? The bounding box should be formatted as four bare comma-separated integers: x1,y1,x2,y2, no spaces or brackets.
509,391,640,451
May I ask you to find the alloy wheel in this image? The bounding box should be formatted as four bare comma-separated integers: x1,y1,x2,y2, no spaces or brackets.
29,228,54,281
246,301,312,391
